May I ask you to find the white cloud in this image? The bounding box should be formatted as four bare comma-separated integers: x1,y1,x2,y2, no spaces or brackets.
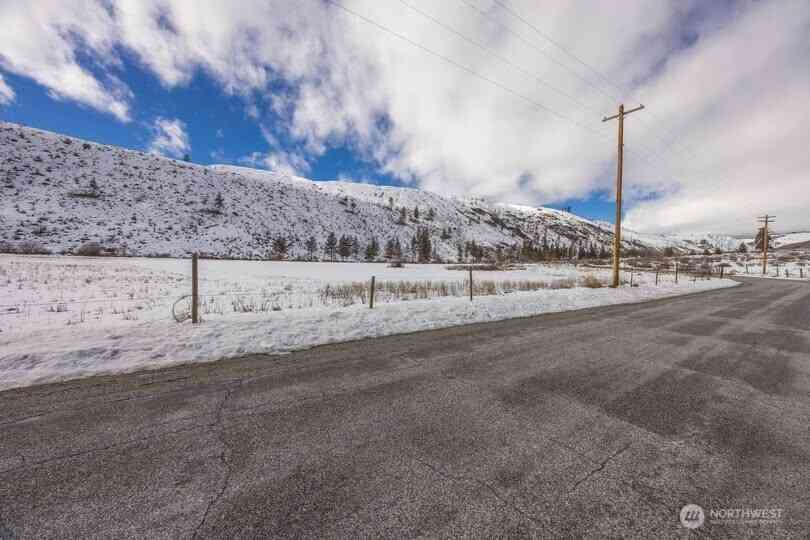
1,0,808,233
0,74,14,104
238,149,310,177
0,0,130,120
148,117,190,158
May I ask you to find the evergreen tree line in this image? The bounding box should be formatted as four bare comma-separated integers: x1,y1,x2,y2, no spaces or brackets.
255,228,625,263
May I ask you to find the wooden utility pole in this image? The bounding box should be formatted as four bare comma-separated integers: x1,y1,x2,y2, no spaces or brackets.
191,253,199,324
603,104,644,288
757,215,775,275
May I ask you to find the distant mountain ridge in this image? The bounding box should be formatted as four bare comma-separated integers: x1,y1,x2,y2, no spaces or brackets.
0,121,737,260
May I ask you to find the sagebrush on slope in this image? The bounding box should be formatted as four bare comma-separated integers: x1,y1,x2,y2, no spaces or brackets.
1,122,737,260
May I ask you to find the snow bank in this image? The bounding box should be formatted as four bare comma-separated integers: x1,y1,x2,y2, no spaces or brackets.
0,278,738,391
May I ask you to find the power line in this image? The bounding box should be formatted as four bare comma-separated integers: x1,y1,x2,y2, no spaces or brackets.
322,0,614,145
401,0,694,178
322,0,688,194
462,0,702,178
491,0,624,100
398,0,600,117
456,0,620,105
486,0,725,179
400,0,702,182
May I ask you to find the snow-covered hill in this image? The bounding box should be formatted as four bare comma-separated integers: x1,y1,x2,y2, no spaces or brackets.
736,231,810,252
0,121,735,260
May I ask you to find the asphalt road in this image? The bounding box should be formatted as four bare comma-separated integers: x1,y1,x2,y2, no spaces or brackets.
1,277,809,539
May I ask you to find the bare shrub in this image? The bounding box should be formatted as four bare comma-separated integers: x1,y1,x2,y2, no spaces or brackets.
75,241,104,257
581,275,603,288
15,240,51,255
446,264,500,271
231,295,274,313
550,278,577,289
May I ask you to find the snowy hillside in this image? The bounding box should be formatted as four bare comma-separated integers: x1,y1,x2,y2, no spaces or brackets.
736,231,810,252
591,220,739,253
773,232,810,250
1,121,730,260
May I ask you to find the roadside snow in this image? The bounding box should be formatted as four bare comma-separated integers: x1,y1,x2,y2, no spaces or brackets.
0,277,738,391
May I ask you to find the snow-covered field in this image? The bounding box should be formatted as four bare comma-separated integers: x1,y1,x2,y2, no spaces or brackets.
0,254,738,390
0,254,683,334
689,253,810,280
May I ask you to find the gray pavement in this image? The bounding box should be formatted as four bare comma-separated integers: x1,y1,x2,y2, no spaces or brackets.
1,277,809,538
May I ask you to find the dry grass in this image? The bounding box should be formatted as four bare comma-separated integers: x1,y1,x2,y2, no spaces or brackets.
318,277,588,307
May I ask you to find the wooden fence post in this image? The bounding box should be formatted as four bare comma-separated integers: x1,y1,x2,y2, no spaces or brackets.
720,266,724,279
191,253,199,324
369,275,375,309
655,270,659,286
675,262,679,284
469,267,473,301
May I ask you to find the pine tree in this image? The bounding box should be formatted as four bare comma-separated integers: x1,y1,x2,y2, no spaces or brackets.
416,226,432,262
338,235,352,260
365,237,380,260
324,232,337,262
738,242,748,254
384,238,396,259
272,236,290,259
426,208,435,221
89,178,99,193
305,236,318,260
413,206,420,220
214,192,224,212
393,238,402,259
754,228,773,251
397,207,407,225
351,236,360,258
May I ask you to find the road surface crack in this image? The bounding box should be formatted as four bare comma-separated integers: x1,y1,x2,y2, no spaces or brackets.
408,453,551,533
0,423,210,476
567,442,631,494
191,380,241,539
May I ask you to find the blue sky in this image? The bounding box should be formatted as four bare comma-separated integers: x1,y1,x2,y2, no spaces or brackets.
2,1,806,233
0,62,402,185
